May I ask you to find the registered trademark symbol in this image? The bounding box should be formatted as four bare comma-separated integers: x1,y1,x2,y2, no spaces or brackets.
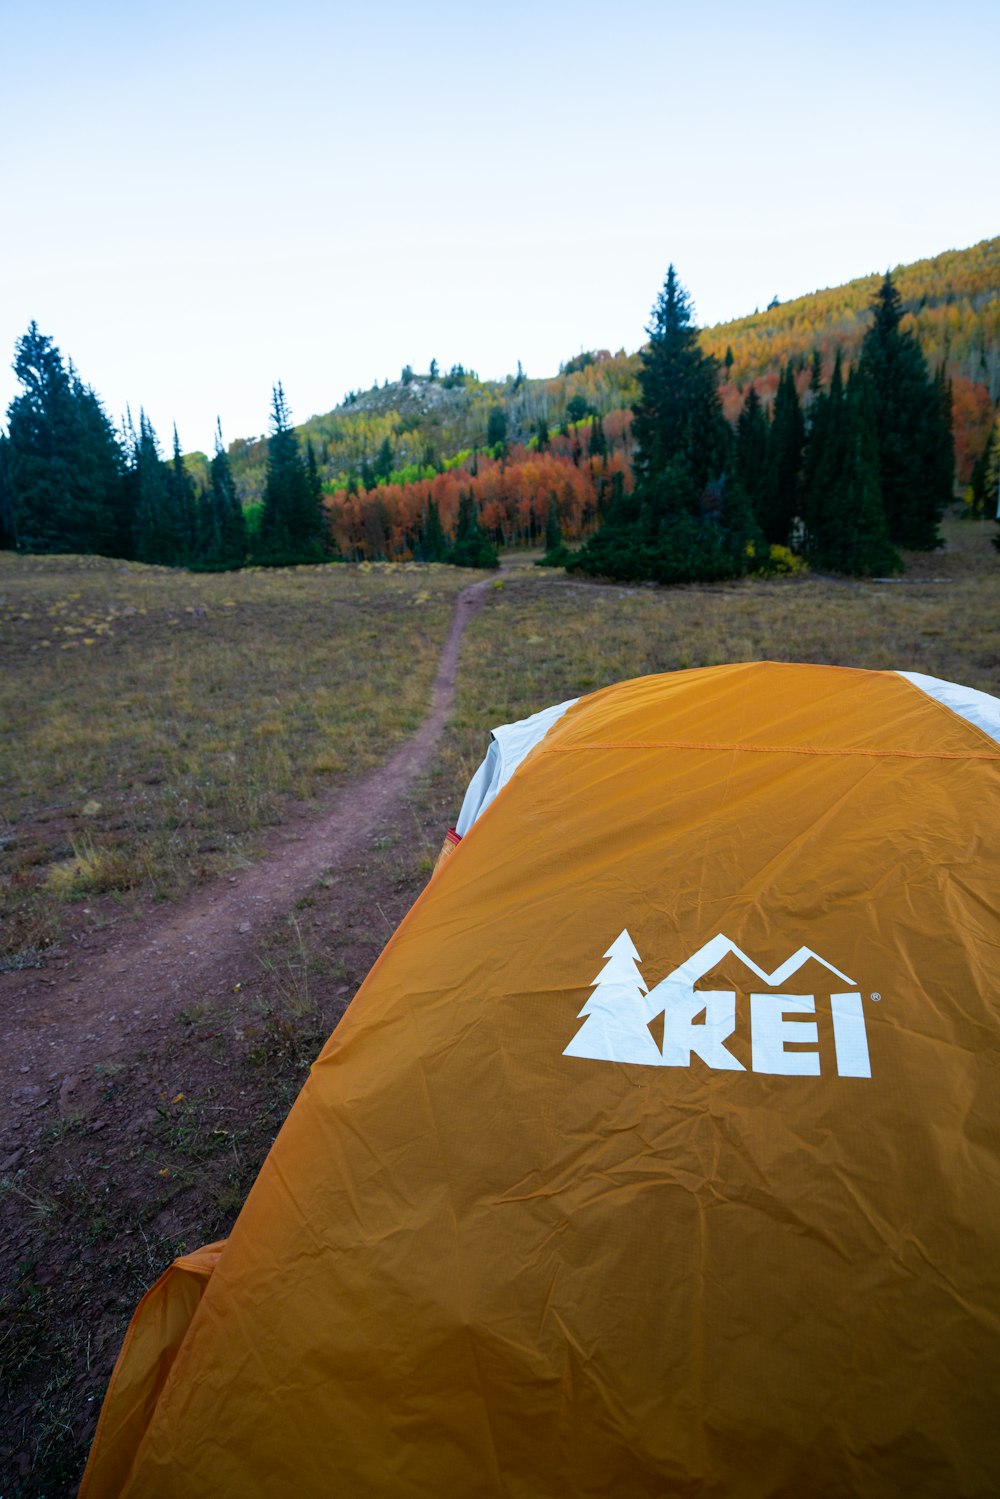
870,992,881,1002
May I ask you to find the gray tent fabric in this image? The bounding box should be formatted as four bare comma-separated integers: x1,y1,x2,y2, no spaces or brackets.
454,697,577,836
898,671,1000,746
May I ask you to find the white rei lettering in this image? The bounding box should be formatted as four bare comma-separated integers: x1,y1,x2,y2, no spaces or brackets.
564,932,874,1079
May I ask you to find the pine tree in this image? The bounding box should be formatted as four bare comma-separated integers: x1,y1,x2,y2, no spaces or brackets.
809,348,823,395
761,365,805,544
858,272,951,550
574,266,750,584
195,420,247,569
168,426,198,564
133,412,181,565
0,433,14,550
375,436,394,482
735,385,770,530
416,498,449,562
803,354,900,576
535,416,549,451
536,493,572,568
631,265,729,496
544,493,562,554
5,323,124,556
450,492,498,569
587,414,607,457
486,405,508,451
970,413,1000,521
70,370,130,558
258,384,325,564
305,441,333,555
563,930,661,1065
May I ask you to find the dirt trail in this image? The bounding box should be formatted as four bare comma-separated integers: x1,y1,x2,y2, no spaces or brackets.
1,575,493,1119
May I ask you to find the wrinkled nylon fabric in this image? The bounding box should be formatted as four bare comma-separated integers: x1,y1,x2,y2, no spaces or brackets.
79,1243,225,1499
82,663,1000,1498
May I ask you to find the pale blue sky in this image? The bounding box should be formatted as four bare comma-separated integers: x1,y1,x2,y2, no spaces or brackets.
2,0,997,454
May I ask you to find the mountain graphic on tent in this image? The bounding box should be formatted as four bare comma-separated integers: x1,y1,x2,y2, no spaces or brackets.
564,930,858,1068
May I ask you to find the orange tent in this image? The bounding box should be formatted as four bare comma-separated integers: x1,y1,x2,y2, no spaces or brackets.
82,663,1000,1497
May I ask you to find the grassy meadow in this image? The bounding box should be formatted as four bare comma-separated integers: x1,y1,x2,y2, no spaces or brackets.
1,518,998,1496
0,554,468,964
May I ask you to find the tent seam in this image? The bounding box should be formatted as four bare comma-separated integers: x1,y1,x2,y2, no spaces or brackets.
539,741,1000,761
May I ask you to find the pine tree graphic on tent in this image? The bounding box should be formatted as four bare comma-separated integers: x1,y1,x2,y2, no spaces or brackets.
563,929,663,1065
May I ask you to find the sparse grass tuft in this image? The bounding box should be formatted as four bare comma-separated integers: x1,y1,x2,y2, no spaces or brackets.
43,841,140,898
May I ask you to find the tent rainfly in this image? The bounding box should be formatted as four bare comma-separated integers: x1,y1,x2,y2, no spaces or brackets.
81,662,1000,1498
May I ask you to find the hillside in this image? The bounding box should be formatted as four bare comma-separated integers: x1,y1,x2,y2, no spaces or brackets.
704,237,1000,480
213,236,998,547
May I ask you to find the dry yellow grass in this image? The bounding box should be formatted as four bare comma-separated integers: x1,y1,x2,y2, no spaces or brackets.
0,555,469,955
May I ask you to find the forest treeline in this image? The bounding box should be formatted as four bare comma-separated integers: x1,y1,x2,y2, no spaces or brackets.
569,267,960,583
0,333,327,569
1,238,998,576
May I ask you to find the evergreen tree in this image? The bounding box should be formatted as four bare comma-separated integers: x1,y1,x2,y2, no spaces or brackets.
306,439,332,554
574,265,751,583
258,384,325,564
416,498,449,562
631,265,729,496
588,414,607,458
375,436,394,482
133,412,181,565
761,365,805,544
450,492,498,569
0,433,14,550
858,272,951,550
168,426,198,563
486,405,508,451
969,413,1000,521
544,493,562,554
735,386,770,531
5,323,124,556
809,347,823,395
536,492,573,568
74,373,130,557
802,354,900,576
535,416,549,451
195,419,247,569
926,365,957,527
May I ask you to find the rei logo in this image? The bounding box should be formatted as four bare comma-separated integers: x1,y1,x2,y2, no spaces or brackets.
563,931,872,1078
